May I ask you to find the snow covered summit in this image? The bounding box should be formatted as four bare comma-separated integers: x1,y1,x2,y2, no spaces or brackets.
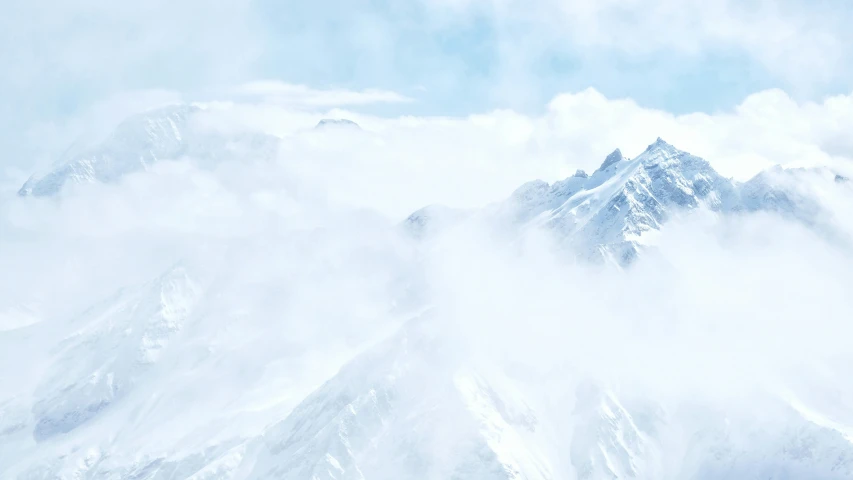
407,138,841,265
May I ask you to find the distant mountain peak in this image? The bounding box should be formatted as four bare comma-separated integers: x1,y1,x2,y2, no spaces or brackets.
573,169,589,178
315,118,360,129
19,105,200,196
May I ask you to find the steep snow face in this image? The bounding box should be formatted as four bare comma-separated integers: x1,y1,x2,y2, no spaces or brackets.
18,105,281,196
244,315,553,480
0,223,419,479
669,400,853,480
239,315,674,480
214,314,853,480
29,265,201,442
0,265,204,478
568,382,663,480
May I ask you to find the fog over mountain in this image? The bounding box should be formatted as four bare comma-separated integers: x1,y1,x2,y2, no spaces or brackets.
2,102,853,479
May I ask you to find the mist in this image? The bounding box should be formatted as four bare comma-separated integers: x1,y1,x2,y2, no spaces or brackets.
2,98,853,478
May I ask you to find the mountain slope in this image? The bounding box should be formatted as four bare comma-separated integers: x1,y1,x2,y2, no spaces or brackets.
233,316,853,480
243,314,553,480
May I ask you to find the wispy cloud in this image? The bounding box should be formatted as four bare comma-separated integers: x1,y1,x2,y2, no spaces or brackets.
421,0,852,91
4,1,853,476
227,81,413,106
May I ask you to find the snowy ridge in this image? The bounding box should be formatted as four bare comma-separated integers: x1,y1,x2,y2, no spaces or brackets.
30,265,201,441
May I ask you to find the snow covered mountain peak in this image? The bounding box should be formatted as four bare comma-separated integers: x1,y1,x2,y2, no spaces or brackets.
406,138,843,266
18,105,200,196
17,104,280,196
547,140,737,263
315,118,361,130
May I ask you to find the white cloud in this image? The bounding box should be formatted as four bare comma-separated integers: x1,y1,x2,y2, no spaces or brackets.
9,85,853,346
421,0,851,91
5,1,853,474
4,81,853,477
539,87,853,180
182,87,853,218
0,0,258,89
227,81,413,106
0,0,259,179
420,205,853,402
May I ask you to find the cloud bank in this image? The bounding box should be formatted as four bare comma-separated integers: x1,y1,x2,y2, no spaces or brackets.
169,86,853,218
3,81,853,478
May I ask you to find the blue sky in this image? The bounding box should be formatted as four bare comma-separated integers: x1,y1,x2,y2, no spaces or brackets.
251,0,782,115
3,0,853,173
243,0,850,115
